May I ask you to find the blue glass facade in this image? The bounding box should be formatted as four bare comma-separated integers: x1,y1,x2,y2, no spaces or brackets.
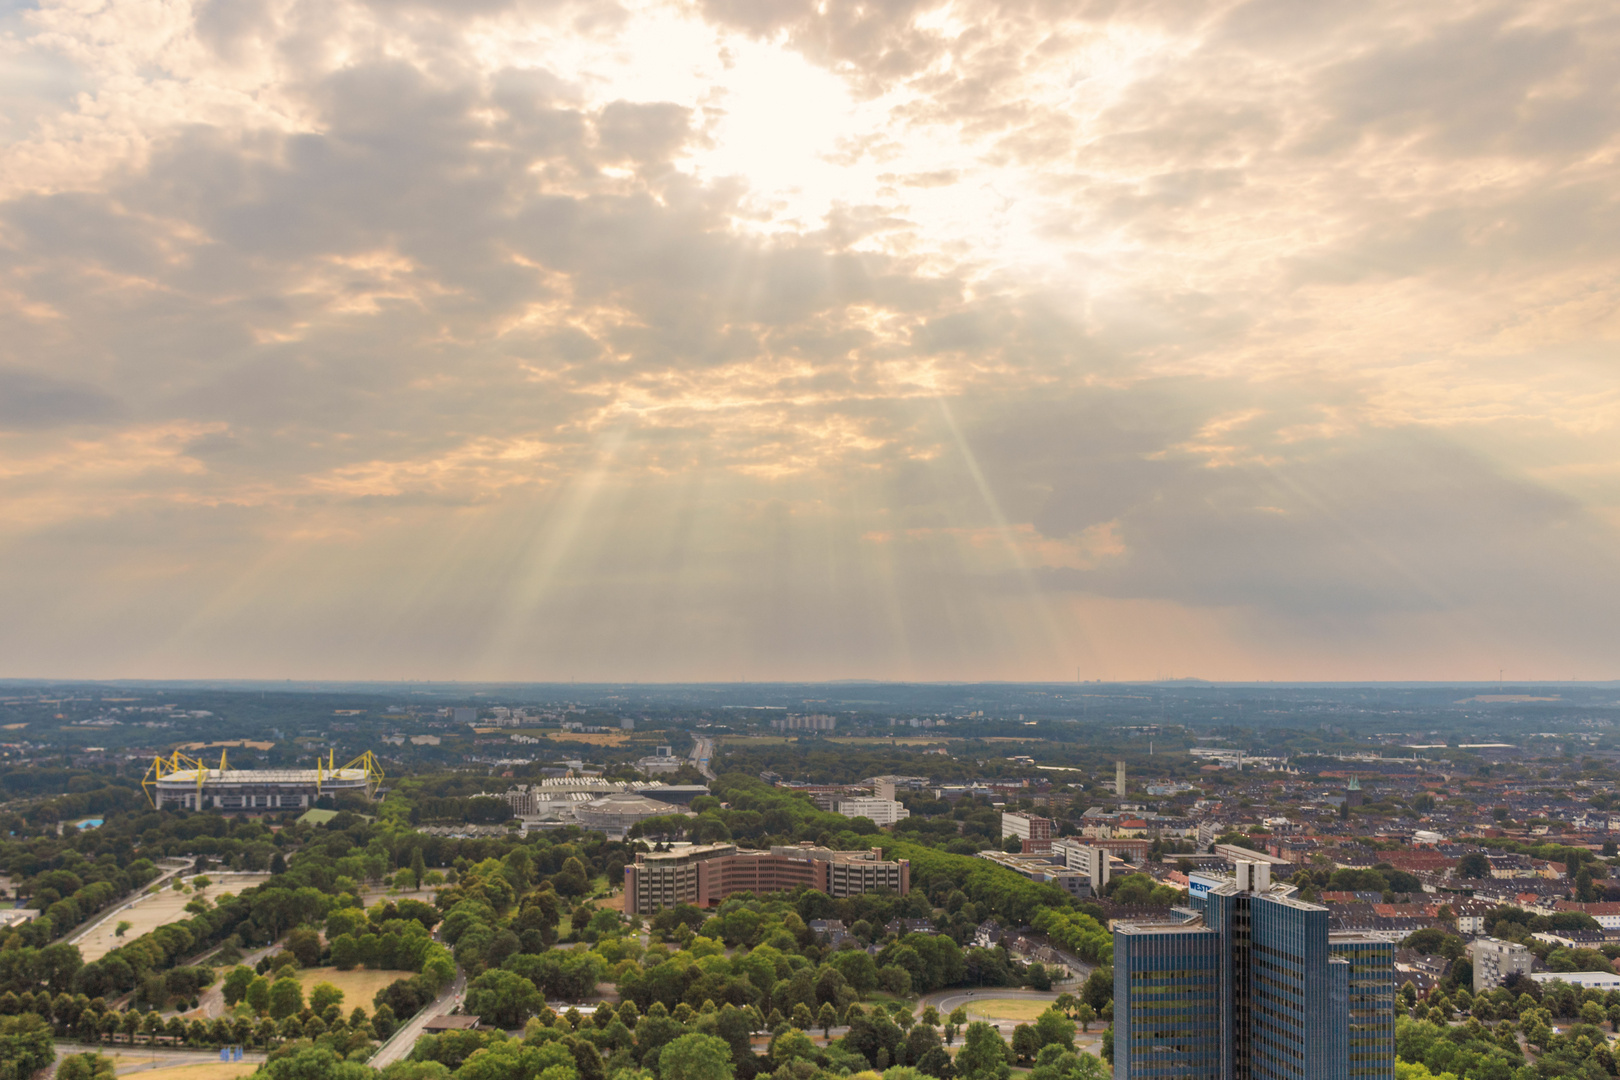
1330,938,1397,1080
1114,923,1222,1079
1114,882,1393,1080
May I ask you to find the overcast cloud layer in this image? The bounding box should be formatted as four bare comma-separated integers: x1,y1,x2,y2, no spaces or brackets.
1,0,1618,681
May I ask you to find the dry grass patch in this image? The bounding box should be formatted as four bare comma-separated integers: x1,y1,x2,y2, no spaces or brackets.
117,1063,259,1080
294,967,418,1008
73,875,272,963
549,732,630,746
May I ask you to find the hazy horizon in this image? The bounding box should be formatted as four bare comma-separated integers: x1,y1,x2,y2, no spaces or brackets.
3,1,1618,682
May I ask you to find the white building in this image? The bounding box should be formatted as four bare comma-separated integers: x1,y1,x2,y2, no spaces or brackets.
1471,937,1534,993
836,797,910,826
1001,811,1055,844
1050,838,1113,894
636,746,683,774
1532,971,1620,992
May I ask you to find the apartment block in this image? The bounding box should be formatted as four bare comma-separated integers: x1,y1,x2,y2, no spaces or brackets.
1001,810,1055,848
1470,936,1533,993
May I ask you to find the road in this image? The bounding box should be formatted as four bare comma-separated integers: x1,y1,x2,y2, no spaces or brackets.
51,1043,265,1078
367,969,467,1069
691,737,716,780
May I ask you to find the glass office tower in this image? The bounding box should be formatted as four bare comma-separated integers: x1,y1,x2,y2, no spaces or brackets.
1330,936,1397,1080
1114,922,1222,1078
1114,866,1394,1080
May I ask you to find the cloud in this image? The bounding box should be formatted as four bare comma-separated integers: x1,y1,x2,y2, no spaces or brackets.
0,0,1615,679
0,368,121,429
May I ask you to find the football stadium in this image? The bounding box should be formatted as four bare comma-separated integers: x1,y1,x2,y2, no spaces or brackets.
142,749,384,811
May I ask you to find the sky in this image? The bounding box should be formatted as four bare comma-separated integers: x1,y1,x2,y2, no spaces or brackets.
1,0,1618,683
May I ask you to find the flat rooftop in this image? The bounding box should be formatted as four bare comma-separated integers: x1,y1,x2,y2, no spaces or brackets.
154,768,371,784
1115,921,1218,936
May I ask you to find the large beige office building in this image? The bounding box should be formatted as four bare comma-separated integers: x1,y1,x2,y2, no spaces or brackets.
624,842,910,915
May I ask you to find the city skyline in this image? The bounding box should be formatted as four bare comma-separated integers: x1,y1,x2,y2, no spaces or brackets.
2,1,1619,682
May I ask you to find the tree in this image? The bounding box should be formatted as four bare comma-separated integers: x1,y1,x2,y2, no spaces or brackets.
285,927,322,968
0,1014,55,1079
1080,968,1113,1013
917,1045,955,1079
246,976,271,1016
465,970,543,1029
268,976,304,1021
1029,1046,1107,1080
659,1032,735,1080
310,982,345,1015
1034,1008,1075,1052
258,1046,372,1080
410,848,428,890
818,1002,837,1038
1012,1024,1040,1063
222,966,256,1007
1456,853,1491,879
771,1028,817,1067
114,922,132,939
955,1022,1011,1080
829,950,878,997
1076,1005,1095,1033
945,1006,968,1046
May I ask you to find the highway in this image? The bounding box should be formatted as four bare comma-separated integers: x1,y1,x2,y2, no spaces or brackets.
691,737,716,780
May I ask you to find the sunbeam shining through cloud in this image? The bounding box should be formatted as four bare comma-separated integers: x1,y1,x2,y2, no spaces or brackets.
2,0,1619,681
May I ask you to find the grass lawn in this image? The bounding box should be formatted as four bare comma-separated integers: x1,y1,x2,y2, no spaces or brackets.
294,967,418,1009
112,1065,259,1080
963,999,1057,1022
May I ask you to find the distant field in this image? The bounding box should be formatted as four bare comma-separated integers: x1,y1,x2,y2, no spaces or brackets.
551,732,630,745
825,736,957,746
964,999,1054,1022
294,967,417,1008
